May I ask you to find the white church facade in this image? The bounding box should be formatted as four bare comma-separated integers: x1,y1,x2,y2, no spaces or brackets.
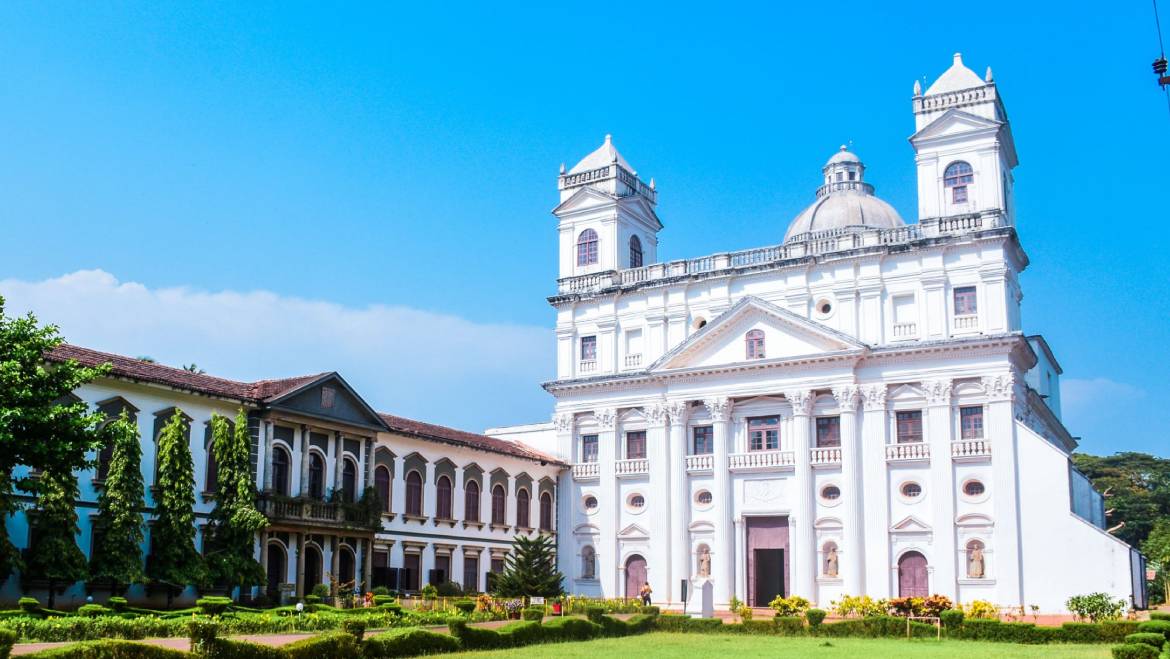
488,54,1146,613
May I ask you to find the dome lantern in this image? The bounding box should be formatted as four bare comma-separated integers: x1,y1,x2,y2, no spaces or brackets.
783,146,905,243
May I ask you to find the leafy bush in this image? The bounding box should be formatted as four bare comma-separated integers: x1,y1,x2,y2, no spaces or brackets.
420,584,439,599
831,594,888,618
302,596,321,606
773,616,805,635
448,618,509,650
1125,632,1166,649
521,606,544,622
940,609,965,629
372,596,395,607
1067,593,1127,622
76,605,110,618
584,606,604,623
768,595,810,617
0,628,15,659
283,631,360,659
806,609,826,629
1137,620,1170,639
363,627,460,658
1150,611,1170,621
640,606,660,616
23,640,188,658
435,581,462,597
371,587,390,597
19,598,40,615
653,614,724,633
107,597,129,613
454,600,475,614
195,597,233,617
340,619,366,642
820,616,937,639
310,584,330,599
921,594,954,617
541,616,601,641
1061,621,1139,643
959,599,999,619
736,605,753,622
738,620,775,635
1111,643,1160,659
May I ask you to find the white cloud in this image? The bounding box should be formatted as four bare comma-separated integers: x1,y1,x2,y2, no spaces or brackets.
0,270,553,431
1060,377,1145,412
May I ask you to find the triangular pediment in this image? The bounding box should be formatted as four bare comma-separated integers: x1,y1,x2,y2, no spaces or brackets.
266,373,388,432
551,186,618,216
552,187,662,230
890,515,932,533
618,523,649,539
649,297,867,372
910,108,1002,143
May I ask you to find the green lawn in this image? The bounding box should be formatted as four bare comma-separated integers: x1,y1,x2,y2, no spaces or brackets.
444,632,1112,658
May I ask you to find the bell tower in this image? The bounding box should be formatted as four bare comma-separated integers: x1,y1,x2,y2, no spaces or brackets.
910,54,1019,224
552,135,662,280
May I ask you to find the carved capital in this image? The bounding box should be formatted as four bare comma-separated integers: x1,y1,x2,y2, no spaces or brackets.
922,378,953,406
645,402,669,426
594,407,617,430
665,400,689,426
703,397,731,422
860,384,888,411
552,412,575,434
982,373,1017,401
831,385,861,412
785,390,814,416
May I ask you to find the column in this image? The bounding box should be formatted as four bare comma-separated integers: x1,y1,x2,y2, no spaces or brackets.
705,397,733,606
422,543,435,587
357,438,368,492
363,538,374,592
552,413,575,582
295,532,306,599
986,373,1023,606
454,466,465,521
785,389,815,601
925,379,957,599
333,432,344,493
667,400,689,606
298,425,310,496
734,517,746,602
596,408,618,596
258,419,271,491
452,546,464,590
328,537,340,593
392,456,407,516
860,385,891,598
259,530,269,582
834,385,864,595
365,438,376,493
647,402,671,605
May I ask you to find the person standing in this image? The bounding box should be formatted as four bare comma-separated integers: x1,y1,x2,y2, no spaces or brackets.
639,582,652,606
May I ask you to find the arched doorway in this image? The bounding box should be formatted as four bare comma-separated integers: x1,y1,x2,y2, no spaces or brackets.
624,554,647,599
898,551,928,598
303,544,323,594
339,545,356,590
266,543,287,598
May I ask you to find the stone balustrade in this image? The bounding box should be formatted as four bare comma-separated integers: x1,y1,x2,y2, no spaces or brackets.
729,450,795,472
615,458,649,477
954,314,979,331
809,446,843,467
951,438,992,460
578,360,597,374
885,442,931,462
571,462,600,481
685,454,713,473
624,353,643,369
892,322,917,339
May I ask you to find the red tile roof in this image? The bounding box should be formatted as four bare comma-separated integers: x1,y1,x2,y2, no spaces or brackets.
47,344,562,466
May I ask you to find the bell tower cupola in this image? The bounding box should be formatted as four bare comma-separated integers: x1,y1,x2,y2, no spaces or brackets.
910,53,1019,225
553,135,662,280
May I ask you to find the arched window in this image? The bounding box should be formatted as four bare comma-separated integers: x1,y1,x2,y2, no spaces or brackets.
944,161,974,203
405,471,423,516
96,442,114,482
465,480,481,523
745,329,766,360
205,447,218,493
516,488,531,528
436,475,453,520
539,492,553,531
308,453,325,499
342,458,357,503
339,545,356,586
374,465,391,513
271,446,291,496
576,229,599,266
581,545,596,579
629,235,643,268
491,485,506,525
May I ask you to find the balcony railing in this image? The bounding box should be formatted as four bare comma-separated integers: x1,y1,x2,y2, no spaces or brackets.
615,458,649,477
571,462,600,480
257,493,378,530
685,454,713,473
885,442,930,462
953,314,979,331
892,322,917,339
952,438,992,460
729,450,795,472
578,360,597,374
624,353,643,369
809,446,842,467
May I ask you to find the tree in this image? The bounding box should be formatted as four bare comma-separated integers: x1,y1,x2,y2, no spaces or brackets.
203,410,267,595
0,296,110,578
491,533,564,598
147,408,204,606
1143,517,1170,606
24,468,88,608
1073,452,1170,547
90,412,146,591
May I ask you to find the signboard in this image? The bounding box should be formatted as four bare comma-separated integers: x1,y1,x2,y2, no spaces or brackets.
530,596,545,605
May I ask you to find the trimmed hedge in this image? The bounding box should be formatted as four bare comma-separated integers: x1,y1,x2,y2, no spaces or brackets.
653,614,724,633
940,609,964,629
1149,612,1170,622
805,609,826,629
1124,632,1166,649
0,628,14,659
24,640,188,658
363,628,460,658
521,607,544,622
773,616,804,635
282,631,360,659
584,606,604,623
1137,620,1170,638
195,598,233,617
1111,644,1160,659
819,616,937,639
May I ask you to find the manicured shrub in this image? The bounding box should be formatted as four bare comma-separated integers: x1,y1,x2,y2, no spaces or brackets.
584,606,604,623
940,609,965,629
107,597,129,613
773,616,805,635
76,605,110,618
454,599,475,614
1111,643,1160,659
195,597,233,617
203,639,285,659
1150,611,1170,621
806,608,827,629
1060,621,1140,643
449,619,509,650
521,606,544,622
302,595,321,605
820,615,936,639
340,619,366,641
768,595,811,617
19,598,40,615
625,613,655,634
1125,632,1166,649
1067,593,1127,622
653,614,724,632
1137,620,1170,640
738,620,775,635
0,628,15,659
541,616,601,641
363,627,461,658
23,640,188,658
831,594,887,618
640,605,660,616
371,586,390,597
283,631,360,659
596,614,629,637
500,620,543,646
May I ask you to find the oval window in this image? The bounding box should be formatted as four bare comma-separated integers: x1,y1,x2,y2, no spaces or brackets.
901,482,923,498
821,485,841,501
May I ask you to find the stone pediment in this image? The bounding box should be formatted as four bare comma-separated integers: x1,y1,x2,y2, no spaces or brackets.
551,186,617,216
890,515,932,533
618,523,650,539
910,108,1002,142
649,297,867,372
573,523,600,536
266,373,387,432
956,513,994,528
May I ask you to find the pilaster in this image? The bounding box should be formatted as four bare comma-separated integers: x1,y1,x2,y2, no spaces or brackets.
924,378,957,599
705,396,733,605
646,401,671,604
985,372,1024,606
860,384,891,598
667,400,689,605
553,412,575,582
833,385,863,594
596,407,618,596
298,425,309,497
261,420,273,491
785,389,815,601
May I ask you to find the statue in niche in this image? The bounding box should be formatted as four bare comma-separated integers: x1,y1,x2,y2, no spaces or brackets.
967,544,985,578
697,545,711,578
824,545,839,577
581,547,596,579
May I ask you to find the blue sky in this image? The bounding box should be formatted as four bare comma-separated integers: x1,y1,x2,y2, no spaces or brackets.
0,2,1167,456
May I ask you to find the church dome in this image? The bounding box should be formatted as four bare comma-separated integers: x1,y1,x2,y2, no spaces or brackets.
783,146,905,243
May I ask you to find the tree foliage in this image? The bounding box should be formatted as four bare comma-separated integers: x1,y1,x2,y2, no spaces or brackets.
1072,452,1170,547
1143,518,1170,605
204,410,267,592
147,409,204,602
90,412,146,588
491,533,564,598
24,468,89,607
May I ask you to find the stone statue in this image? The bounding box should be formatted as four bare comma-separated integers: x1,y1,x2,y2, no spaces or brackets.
697,546,711,578
825,546,839,577
968,546,984,578
582,549,595,579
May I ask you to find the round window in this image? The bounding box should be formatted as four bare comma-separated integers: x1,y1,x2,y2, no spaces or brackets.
696,490,712,505
815,298,835,319
963,480,985,497
630,494,645,508
821,485,841,501
901,482,923,499
583,495,598,512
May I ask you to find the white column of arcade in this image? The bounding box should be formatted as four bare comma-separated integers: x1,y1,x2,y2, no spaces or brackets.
705,397,732,606
667,400,690,606
786,390,815,600
860,385,891,597
833,385,864,595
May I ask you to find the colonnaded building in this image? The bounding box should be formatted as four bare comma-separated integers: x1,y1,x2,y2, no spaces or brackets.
487,54,1147,613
